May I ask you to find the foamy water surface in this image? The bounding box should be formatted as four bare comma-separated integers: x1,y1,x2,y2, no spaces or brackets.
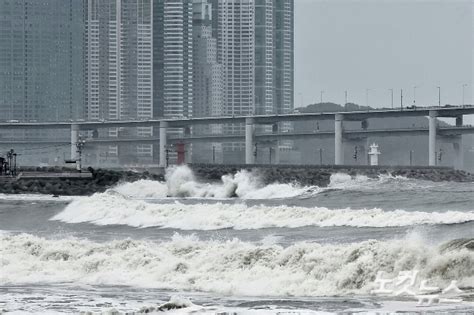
0,165,473,314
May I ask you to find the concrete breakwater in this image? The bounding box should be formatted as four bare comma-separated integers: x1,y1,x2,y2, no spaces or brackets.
190,164,474,187
0,165,472,196
0,167,164,196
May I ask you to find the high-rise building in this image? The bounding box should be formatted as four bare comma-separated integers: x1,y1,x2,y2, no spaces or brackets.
0,0,85,123
153,0,193,120
255,0,294,116
210,0,294,163
85,0,153,165
216,0,255,118
192,0,224,162
0,0,85,165
153,0,194,164
255,0,294,158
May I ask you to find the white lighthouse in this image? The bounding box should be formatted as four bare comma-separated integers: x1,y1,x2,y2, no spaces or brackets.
368,143,381,166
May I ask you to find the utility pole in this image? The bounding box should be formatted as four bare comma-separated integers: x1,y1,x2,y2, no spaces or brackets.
400,89,403,110
13,152,17,176
389,89,394,109
409,150,414,166
413,86,418,105
320,90,324,103
212,146,216,163
319,148,323,165
462,84,467,106
437,86,441,107
366,89,370,108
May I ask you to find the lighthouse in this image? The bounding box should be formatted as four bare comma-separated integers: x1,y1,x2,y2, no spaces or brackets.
368,143,381,166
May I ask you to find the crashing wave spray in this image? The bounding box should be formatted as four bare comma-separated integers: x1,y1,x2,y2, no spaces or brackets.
113,165,313,199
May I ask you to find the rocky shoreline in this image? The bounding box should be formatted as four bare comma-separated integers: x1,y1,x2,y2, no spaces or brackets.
0,165,472,196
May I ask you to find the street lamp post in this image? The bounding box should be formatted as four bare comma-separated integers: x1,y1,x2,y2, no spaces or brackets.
462,84,467,106
13,153,17,176
437,86,441,107
76,138,86,172
400,89,403,110
413,86,418,105
366,89,370,108
389,89,394,109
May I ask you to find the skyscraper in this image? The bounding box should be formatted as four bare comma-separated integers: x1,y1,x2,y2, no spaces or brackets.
255,0,294,116
216,0,255,118
85,0,153,165
153,0,193,120
192,0,224,162
210,0,294,162
0,0,85,165
0,0,85,123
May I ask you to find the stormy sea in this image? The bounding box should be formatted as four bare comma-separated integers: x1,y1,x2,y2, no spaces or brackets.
1,166,473,314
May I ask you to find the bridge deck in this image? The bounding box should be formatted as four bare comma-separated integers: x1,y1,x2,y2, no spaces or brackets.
0,126,472,145
0,105,472,130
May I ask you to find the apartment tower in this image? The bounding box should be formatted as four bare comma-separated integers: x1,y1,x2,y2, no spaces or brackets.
85,0,153,165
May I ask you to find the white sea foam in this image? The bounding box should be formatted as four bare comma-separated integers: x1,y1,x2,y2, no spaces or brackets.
109,166,416,201
51,191,474,230
112,165,313,200
1,233,472,297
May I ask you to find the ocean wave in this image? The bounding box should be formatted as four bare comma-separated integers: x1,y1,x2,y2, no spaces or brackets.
112,165,315,200
1,233,472,297
109,165,420,200
51,192,474,230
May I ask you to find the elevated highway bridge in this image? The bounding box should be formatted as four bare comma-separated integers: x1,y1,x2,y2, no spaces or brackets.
0,105,473,168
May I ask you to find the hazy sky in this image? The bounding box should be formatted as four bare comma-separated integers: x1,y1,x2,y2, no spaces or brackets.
294,0,473,109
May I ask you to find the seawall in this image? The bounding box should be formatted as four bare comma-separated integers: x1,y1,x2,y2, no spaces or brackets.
0,167,163,196
189,164,474,187
0,164,472,196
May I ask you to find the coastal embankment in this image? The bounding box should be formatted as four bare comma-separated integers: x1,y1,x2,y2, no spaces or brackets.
191,164,474,186
0,164,472,196
0,167,163,196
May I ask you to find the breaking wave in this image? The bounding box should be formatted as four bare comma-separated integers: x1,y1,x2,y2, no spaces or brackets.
51,192,474,230
112,165,316,200
1,233,472,297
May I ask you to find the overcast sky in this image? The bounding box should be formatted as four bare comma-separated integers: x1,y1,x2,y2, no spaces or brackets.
294,0,473,110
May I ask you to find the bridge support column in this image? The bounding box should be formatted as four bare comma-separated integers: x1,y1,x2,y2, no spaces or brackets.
245,117,255,164
159,121,168,168
335,114,344,165
453,115,464,170
453,138,464,170
429,110,437,166
274,141,280,165
71,124,79,161
272,124,280,165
